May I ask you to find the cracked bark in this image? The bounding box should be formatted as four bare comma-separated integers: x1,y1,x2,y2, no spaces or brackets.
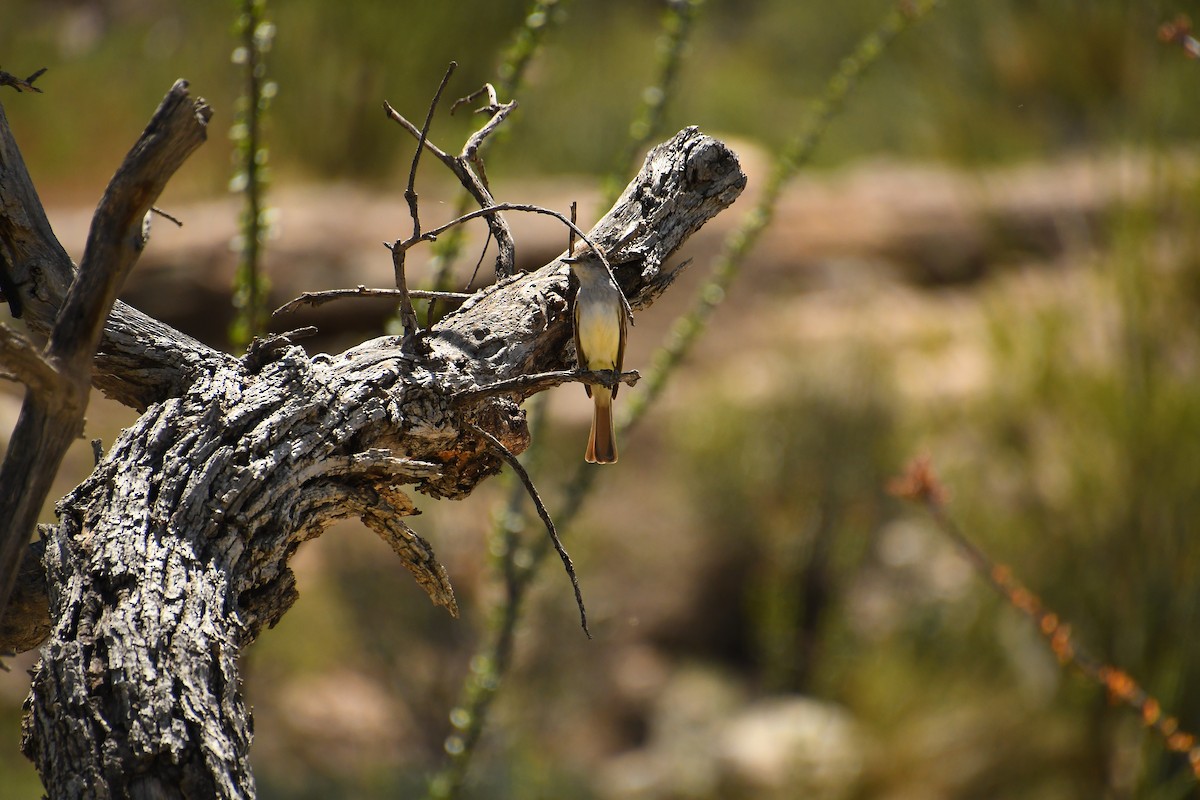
0,78,745,797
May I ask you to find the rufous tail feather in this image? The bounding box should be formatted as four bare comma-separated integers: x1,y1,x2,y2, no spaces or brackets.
586,390,617,464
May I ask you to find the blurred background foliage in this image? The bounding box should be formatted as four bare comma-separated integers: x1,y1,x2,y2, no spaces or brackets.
2,0,1200,798
2,0,1198,193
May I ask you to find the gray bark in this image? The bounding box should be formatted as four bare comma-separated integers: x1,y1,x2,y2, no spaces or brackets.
0,78,745,797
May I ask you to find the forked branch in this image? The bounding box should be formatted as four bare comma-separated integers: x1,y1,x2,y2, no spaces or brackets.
0,67,46,94
384,79,517,281
0,79,211,628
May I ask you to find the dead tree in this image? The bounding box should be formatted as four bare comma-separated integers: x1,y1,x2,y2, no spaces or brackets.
0,79,745,796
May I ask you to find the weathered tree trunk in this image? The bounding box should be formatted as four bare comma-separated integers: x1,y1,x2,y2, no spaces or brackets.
0,80,744,797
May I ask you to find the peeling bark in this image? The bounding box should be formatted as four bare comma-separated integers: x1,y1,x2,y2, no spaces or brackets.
0,73,745,797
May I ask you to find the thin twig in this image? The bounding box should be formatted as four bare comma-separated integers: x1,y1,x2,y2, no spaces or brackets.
418,202,631,320
150,206,184,227
452,369,639,406
383,97,518,278
389,64,457,342
383,103,456,170
0,68,46,94
405,62,457,243
272,285,473,317
890,456,1200,782
464,226,495,291
456,83,516,171
418,0,569,346
568,200,578,255
467,422,589,637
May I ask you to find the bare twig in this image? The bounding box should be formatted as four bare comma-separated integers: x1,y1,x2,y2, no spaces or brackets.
150,206,184,227
463,227,495,291
467,422,589,638
0,67,46,93
272,285,473,317
891,456,1200,782
406,62,458,242
387,64,458,342
454,83,517,175
567,200,578,256
452,369,639,406
420,202,632,322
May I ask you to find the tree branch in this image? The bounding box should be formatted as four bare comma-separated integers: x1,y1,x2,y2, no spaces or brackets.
1,119,744,796
0,79,210,628
468,422,589,638
391,62,458,341
0,81,236,412
0,67,46,94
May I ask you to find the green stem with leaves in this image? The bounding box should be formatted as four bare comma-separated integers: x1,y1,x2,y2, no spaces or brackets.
603,0,703,206
230,0,275,349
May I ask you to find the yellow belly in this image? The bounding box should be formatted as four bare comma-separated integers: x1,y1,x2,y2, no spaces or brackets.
577,302,621,371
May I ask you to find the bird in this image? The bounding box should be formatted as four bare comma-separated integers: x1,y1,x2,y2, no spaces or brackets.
565,245,627,464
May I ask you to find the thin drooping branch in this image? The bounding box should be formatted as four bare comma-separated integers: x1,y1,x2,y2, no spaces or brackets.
467,422,589,638
0,79,210,627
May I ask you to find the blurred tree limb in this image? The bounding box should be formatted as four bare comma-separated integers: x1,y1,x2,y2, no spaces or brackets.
0,67,743,795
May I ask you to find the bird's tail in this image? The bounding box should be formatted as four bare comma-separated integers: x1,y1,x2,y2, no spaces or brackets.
586,389,617,464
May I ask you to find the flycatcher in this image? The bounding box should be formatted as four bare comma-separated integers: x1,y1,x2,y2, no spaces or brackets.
565,245,627,464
